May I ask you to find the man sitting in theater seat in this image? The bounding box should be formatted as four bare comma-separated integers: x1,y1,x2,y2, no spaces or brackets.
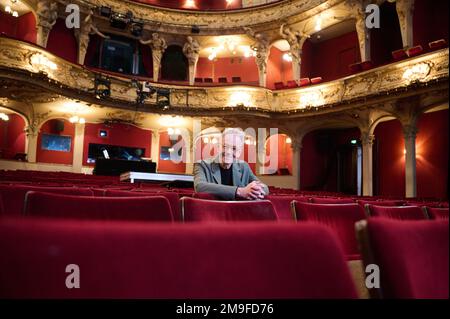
194,128,269,200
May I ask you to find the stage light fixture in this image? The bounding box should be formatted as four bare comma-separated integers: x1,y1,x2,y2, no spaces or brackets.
131,22,143,37
99,6,112,17
93,75,111,99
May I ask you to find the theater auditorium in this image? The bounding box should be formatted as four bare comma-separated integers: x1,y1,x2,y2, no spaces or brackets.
0,0,448,301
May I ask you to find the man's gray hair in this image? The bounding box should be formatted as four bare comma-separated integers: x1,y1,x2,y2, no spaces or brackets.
222,128,245,145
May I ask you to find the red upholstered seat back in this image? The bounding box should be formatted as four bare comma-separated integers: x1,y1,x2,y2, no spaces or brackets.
104,189,181,221
24,192,173,222
425,207,449,220
181,197,278,222
0,185,93,216
360,219,449,299
357,199,404,208
266,195,310,221
0,219,358,298
311,197,355,204
292,202,365,258
367,205,426,220
192,192,220,200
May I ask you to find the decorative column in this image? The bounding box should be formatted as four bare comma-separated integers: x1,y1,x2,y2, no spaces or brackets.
290,139,302,191
361,131,375,196
36,0,58,47
25,125,39,163
346,0,371,61
141,33,167,82
396,0,415,49
183,36,200,85
280,24,309,81
403,124,417,198
151,130,160,170
244,27,270,87
75,10,109,65
72,123,85,173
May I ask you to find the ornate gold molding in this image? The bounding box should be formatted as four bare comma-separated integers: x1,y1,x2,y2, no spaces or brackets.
0,37,448,117
58,0,340,33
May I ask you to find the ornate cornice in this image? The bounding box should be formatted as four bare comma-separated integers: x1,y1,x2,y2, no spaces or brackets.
0,36,448,119
55,0,341,34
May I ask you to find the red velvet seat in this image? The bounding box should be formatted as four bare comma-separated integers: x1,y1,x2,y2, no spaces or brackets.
392,48,407,60
429,39,447,50
0,185,93,216
266,195,310,221
218,77,227,83
357,199,404,208
311,197,355,204
0,194,3,215
366,205,427,220
203,77,213,83
406,45,423,57
104,189,181,221
292,202,365,259
181,197,277,222
298,78,311,87
192,192,220,200
360,61,373,71
287,80,298,88
24,192,173,221
194,77,203,83
348,62,362,73
0,219,358,298
310,77,323,84
423,207,449,220
231,76,241,83
357,219,449,298
274,82,285,90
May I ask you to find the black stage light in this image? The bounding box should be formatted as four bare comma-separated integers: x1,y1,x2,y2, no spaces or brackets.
99,6,111,18
156,88,170,108
110,12,130,29
94,75,111,99
130,22,143,37
191,25,200,34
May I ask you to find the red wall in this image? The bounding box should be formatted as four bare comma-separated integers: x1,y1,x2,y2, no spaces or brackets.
416,109,449,199
374,110,449,199
158,131,186,173
196,56,259,84
46,19,77,63
0,114,26,159
83,123,152,166
37,119,75,165
373,119,405,198
266,46,293,89
413,0,449,50
0,11,36,44
263,134,292,174
309,31,360,82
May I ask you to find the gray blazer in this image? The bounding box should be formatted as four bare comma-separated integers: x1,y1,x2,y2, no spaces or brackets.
194,157,269,200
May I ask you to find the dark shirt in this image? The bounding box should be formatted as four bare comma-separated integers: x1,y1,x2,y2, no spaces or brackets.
220,165,234,186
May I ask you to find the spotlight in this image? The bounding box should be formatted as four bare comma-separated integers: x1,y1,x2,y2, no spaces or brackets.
130,22,143,37
110,12,131,29
156,88,171,108
99,6,112,17
93,74,111,99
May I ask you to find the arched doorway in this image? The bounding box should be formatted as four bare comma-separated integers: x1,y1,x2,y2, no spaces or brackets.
161,45,188,81
0,107,27,161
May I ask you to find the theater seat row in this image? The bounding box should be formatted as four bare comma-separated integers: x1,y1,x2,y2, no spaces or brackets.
0,217,447,299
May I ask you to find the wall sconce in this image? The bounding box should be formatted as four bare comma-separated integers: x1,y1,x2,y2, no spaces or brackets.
0,112,9,121
69,116,85,124
286,137,292,144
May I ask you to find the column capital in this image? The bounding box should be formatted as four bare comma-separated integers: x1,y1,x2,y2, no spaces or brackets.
361,132,375,146
403,124,418,139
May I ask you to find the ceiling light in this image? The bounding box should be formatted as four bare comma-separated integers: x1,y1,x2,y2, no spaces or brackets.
0,113,9,121
5,5,11,13
283,53,292,62
203,137,209,143
12,11,18,17
315,17,322,32
286,137,292,144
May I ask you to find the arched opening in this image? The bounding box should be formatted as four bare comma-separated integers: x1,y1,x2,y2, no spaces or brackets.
262,133,293,175
161,45,188,81
0,107,27,161
37,118,75,165
266,40,292,89
0,1,36,43
371,1,403,66
300,127,360,194
47,19,77,63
